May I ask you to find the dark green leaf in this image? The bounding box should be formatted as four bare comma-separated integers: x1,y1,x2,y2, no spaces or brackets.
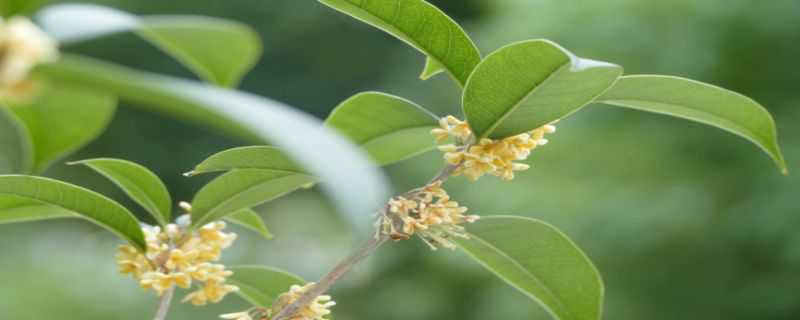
463,40,622,139
326,92,439,165
191,169,314,227
36,55,391,228
226,208,273,240
0,175,145,250
227,265,305,307
37,4,261,86
319,0,481,87
454,216,603,320
9,85,116,173
189,146,305,176
69,158,172,226
596,75,787,174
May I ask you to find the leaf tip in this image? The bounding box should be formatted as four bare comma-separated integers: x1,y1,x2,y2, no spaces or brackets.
183,170,197,177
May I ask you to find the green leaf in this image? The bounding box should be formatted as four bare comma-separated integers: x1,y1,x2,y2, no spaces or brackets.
191,169,314,228
319,0,481,87
0,0,49,17
36,4,262,87
454,216,603,320
0,195,75,224
69,158,172,226
325,92,439,165
227,265,305,307
0,175,145,251
36,55,391,229
189,146,305,176
9,86,116,173
225,208,273,240
596,75,787,174
0,108,33,174
463,40,622,139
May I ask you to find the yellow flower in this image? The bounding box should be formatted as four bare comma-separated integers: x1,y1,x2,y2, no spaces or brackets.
165,249,199,271
0,17,59,101
183,279,239,306
219,311,253,320
269,283,335,320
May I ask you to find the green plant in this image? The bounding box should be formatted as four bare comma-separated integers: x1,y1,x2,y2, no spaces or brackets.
0,1,788,320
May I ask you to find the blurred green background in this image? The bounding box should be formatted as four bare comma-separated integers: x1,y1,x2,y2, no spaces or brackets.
1,0,799,319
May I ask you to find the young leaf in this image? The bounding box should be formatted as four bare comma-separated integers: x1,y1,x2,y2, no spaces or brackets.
0,175,146,251
454,216,603,320
9,86,116,174
36,4,262,87
0,195,75,224
0,108,33,174
325,92,439,165
191,169,314,228
189,146,306,176
318,0,481,87
36,55,391,230
225,208,273,240
69,158,172,227
463,40,622,139
227,265,305,307
596,75,787,174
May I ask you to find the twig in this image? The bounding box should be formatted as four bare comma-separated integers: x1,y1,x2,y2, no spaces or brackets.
271,234,388,320
152,286,175,320
271,164,460,320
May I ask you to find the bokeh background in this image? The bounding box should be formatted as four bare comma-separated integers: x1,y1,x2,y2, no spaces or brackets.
1,0,799,319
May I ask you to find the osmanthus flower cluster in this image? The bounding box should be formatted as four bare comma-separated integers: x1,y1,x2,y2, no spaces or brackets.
376,181,478,249
116,212,239,306
0,16,58,101
432,116,557,181
221,283,335,320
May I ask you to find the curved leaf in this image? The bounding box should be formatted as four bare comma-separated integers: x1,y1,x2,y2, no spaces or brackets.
454,216,603,320
463,40,622,139
227,265,305,307
0,195,75,223
9,86,116,174
596,75,787,174
37,4,262,87
226,208,273,240
0,0,48,18
189,146,305,176
326,92,439,165
0,108,33,174
319,0,481,87
191,169,314,227
69,158,172,226
36,55,391,230
0,175,145,250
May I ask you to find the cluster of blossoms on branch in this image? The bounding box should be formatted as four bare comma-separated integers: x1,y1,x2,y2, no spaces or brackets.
221,283,335,320
116,211,239,306
0,16,58,101
432,116,557,181
380,181,479,250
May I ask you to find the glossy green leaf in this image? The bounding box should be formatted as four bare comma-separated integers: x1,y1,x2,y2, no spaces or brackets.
454,216,603,320
188,146,305,176
596,75,787,174
463,40,622,139
0,0,49,17
9,86,116,173
37,4,262,87
69,158,172,226
325,92,439,165
319,0,481,87
36,55,391,230
0,195,75,224
0,175,145,250
191,169,314,227
225,208,273,240
0,108,33,174
227,265,305,307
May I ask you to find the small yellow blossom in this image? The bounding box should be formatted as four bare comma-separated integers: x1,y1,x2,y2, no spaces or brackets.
115,214,239,305
380,181,479,250
0,17,59,101
220,311,254,320
431,115,557,181
273,283,336,320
